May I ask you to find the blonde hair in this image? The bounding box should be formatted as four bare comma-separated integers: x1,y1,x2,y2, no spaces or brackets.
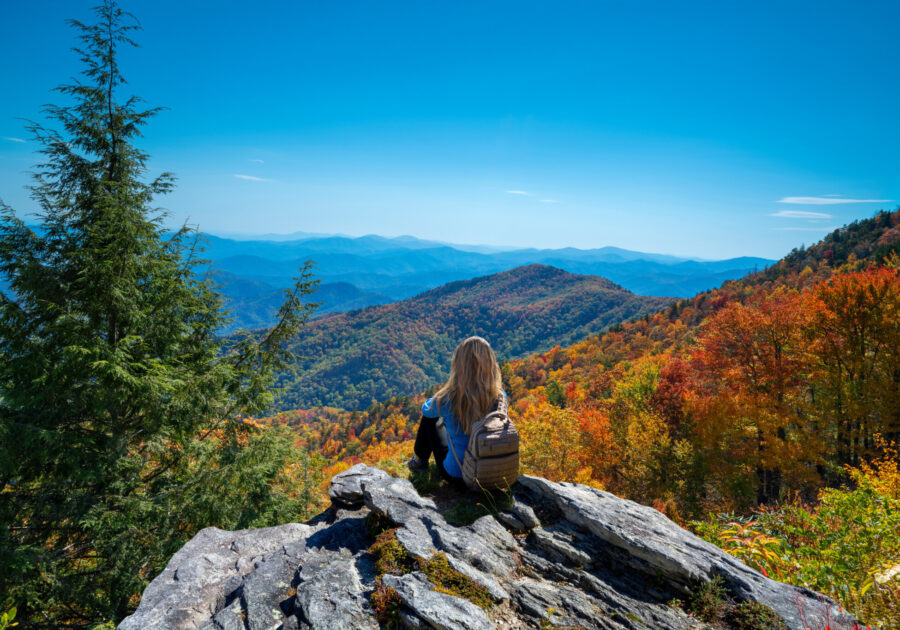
433,336,503,434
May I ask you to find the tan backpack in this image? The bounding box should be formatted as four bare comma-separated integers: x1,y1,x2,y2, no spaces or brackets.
447,397,519,490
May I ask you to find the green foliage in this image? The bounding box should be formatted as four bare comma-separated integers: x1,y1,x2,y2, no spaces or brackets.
778,210,899,274
0,607,17,630
409,464,444,496
727,601,787,630
440,485,513,527
0,2,318,625
545,379,566,408
370,529,414,576
692,466,900,629
686,575,727,623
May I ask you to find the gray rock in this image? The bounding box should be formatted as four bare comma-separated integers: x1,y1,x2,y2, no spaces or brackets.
513,578,615,629
119,523,315,630
382,572,494,630
294,555,378,629
530,526,593,567
517,475,857,630
120,466,858,630
494,510,526,531
330,464,392,508
389,518,510,602
468,516,518,552
197,598,244,630
242,545,305,630
426,517,517,577
399,610,429,629
508,501,540,529
363,475,439,526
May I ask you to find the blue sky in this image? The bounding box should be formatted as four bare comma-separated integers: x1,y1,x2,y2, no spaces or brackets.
1,1,897,259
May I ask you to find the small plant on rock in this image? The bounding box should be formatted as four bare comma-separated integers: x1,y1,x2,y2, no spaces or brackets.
369,529,415,576
367,529,493,611
686,575,727,623
370,581,403,629
727,601,787,630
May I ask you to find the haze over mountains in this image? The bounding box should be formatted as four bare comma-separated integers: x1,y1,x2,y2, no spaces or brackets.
203,232,773,332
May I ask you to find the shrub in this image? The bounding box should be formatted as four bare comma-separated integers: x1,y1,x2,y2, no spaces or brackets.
727,601,787,630
691,459,900,629
370,582,403,628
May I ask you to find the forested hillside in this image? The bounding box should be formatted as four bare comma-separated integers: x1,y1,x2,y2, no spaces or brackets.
270,264,673,410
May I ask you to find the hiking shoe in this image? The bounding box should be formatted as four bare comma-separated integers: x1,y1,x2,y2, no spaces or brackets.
406,456,427,472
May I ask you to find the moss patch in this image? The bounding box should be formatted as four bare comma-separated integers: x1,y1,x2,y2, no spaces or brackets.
420,552,493,610
370,528,415,576
367,528,493,611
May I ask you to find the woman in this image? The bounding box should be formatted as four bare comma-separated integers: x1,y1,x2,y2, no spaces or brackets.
407,336,506,484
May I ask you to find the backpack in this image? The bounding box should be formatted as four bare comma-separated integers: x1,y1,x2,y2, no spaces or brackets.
446,396,519,490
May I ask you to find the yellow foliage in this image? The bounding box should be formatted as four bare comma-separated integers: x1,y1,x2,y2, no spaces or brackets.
516,403,587,483
856,437,900,500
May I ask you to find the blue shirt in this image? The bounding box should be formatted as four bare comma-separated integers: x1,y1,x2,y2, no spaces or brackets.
421,391,507,479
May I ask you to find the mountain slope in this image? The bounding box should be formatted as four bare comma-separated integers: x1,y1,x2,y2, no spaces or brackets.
272,264,673,410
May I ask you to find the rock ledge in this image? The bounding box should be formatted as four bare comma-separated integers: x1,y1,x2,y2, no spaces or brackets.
119,465,858,630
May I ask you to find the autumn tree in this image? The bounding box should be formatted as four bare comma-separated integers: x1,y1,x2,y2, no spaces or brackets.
688,288,817,506
807,265,900,468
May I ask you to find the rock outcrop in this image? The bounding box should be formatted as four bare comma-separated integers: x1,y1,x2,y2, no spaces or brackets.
119,465,858,630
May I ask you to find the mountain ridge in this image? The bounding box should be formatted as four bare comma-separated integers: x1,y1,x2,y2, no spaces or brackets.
270,264,673,410
199,231,772,332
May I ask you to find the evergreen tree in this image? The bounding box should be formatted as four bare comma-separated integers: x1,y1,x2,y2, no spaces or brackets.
0,2,319,625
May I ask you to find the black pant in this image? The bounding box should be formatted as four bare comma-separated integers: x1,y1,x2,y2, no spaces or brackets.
413,415,466,487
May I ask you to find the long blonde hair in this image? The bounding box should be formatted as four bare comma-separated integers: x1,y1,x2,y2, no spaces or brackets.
433,336,503,434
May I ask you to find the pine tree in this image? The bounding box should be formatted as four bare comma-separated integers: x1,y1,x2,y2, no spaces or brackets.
0,2,319,624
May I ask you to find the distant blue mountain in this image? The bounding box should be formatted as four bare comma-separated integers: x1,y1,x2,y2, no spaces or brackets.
200,233,774,332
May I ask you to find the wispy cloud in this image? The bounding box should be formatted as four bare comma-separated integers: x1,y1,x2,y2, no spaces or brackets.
3,137,26,143
249,158,264,163
233,174,269,182
771,210,833,219
506,190,531,196
773,226,838,232
540,199,559,203
777,196,892,205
